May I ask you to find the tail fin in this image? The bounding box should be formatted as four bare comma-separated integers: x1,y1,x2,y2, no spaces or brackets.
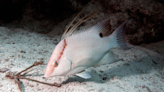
110,19,132,50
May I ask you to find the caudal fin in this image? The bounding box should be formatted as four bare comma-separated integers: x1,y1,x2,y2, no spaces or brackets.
110,19,132,50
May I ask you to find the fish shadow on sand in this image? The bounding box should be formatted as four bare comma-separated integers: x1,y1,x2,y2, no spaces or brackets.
62,56,164,84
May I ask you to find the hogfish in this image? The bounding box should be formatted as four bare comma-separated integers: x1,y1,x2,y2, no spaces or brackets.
44,11,131,79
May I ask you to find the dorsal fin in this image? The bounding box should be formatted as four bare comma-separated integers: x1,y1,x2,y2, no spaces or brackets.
61,10,99,40
61,10,84,40
91,18,113,37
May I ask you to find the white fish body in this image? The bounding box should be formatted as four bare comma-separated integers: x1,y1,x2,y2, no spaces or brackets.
44,18,131,79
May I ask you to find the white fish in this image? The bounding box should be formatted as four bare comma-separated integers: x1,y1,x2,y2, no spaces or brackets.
44,11,131,79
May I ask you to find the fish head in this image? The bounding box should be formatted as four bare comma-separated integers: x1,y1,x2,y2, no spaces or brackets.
44,40,71,78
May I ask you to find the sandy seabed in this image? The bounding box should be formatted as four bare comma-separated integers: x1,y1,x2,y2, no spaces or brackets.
0,27,164,92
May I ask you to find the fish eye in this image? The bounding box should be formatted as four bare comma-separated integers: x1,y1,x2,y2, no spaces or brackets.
53,61,58,67
99,33,103,38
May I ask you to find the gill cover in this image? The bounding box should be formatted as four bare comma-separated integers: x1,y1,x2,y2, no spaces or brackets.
51,56,72,76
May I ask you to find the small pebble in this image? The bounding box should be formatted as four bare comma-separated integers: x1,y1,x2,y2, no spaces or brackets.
0,68,9,73
102,77,107,80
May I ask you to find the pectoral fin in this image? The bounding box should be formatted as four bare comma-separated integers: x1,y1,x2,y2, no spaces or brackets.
76,71,92,79
75,58,99,68
94,51,120,67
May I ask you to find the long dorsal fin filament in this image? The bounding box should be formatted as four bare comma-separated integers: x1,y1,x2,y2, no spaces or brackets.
69,10,100,34
61,10,84,40
61,10,99,40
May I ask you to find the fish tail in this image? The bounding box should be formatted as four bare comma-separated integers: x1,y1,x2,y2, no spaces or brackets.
110,19,132,50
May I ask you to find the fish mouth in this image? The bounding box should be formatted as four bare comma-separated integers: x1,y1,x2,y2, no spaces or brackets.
44,67,71,78
44,72,54,78
43,74,51,78
44,67,55,78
